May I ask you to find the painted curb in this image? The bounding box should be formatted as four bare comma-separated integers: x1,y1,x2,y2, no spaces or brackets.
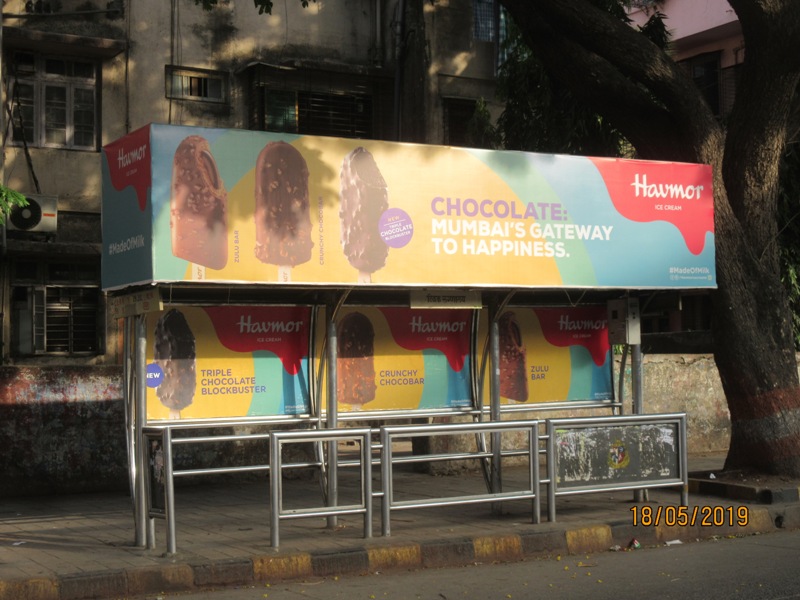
0,505,796,600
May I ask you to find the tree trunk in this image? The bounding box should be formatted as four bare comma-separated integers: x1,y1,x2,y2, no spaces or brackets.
500,0,800,476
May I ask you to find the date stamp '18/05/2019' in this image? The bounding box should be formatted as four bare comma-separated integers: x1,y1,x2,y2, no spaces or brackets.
630,505,749,528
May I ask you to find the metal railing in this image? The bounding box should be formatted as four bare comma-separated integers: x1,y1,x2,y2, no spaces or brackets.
269,427,373,548
379,420,541,536
141,413,688,553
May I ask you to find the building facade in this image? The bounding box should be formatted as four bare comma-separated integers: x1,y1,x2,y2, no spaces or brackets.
0,0,742,495
0,0,505,495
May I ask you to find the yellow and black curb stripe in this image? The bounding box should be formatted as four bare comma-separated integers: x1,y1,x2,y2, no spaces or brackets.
3,504,800,600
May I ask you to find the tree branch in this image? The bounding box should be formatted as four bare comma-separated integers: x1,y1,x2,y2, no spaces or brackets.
499,0,722,162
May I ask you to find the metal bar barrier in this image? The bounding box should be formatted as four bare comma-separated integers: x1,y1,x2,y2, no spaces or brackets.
270,428,373,549
379,420,541,536
142,424,296,554
546,413,688,522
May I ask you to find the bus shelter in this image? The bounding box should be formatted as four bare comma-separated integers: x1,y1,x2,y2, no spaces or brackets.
102,124,714,549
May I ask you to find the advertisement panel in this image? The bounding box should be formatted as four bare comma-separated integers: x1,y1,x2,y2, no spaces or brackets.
486,306,613,405
102,124,715,291
554,422,679,487
328,307,473,413
144,305,311,421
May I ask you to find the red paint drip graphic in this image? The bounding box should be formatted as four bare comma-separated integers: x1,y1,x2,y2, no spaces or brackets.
103,124,152,211
379,307,471,371
589,157,714,255
202,306,310,375
533,306,610,366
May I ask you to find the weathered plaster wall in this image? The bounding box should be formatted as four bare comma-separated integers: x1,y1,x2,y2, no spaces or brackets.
0,366,126,497
623,354,731,453
423,354,731,474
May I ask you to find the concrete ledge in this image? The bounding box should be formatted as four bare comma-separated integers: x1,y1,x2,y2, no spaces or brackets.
472,534,523,563
59,570,126,600
367,544,422,571
689,476,800,504
420,538,475,568
609,521,659,548
769,503,800,530
2,499,797,600
311,549,370,578
565,525,613,554
193,559,254,588
124,564,194,597
518,529,568,556
253,553,313,581
0,578,59,600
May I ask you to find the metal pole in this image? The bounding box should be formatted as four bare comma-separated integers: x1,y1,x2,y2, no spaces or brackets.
164,428,176,554
123,317,137,512
134,315,148,546
632,343,647,502
361,431,372,539
530,425,540,524
546,420,556,523
489,317,502,500
380,426,392,536
326,309,338,527
632,344,643,415
269,433,281,548
680,415,689,507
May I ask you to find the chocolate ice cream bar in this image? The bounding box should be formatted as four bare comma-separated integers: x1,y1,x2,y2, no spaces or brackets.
339,147,389,282
154,309,197,418
336,311,377,407
253,141,313,280
170,135,228,270
498,311,528,402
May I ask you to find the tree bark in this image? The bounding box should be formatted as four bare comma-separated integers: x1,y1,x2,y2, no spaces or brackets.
500,0,800,475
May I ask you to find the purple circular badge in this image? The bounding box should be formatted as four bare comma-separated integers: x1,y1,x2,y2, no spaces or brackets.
146,363,164,388
379,208,414,249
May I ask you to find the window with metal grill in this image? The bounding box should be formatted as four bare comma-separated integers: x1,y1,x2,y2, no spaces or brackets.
166,66,228,103
10,258,102,356
255,88,373,138
474,0,496,42
246,63,390,140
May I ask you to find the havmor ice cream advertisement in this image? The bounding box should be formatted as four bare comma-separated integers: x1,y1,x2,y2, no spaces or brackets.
485,306,613,405
102,124,715,291
326,307,472,413
144,305,311,421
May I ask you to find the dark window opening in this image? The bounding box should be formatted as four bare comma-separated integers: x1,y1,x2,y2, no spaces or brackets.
10,258,102,356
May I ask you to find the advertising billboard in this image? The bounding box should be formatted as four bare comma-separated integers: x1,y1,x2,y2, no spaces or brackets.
328,307,473,413
487,306,613,405
144,305,311,421
103,124,715,291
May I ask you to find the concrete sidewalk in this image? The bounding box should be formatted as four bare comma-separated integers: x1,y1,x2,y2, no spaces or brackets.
1,453,799,600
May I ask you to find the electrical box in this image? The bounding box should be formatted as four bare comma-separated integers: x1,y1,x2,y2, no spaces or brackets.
607,297,641,345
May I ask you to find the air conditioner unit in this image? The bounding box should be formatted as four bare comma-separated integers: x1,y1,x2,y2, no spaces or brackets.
7,194,58,233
